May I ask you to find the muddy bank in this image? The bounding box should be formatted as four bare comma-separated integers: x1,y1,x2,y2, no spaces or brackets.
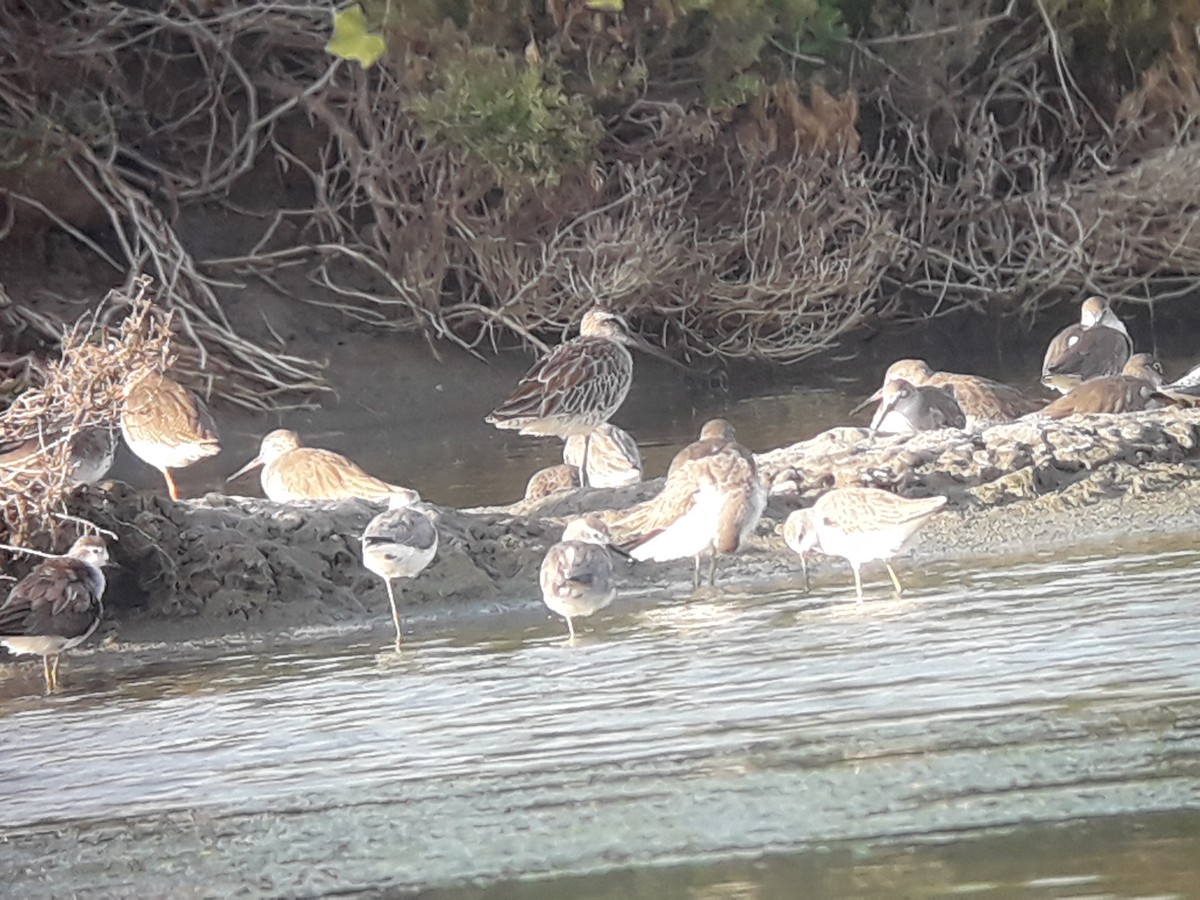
64,404,1200,644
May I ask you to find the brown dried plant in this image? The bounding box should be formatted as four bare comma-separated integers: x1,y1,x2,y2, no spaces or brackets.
0,274,171,550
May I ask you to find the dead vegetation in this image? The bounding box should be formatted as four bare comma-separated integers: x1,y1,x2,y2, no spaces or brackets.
0,0,1198,397
0,276,168,552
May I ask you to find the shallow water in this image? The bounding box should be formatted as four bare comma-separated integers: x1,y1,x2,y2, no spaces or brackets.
3,541,1200,895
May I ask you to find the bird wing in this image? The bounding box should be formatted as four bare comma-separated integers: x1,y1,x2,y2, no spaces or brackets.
541,542,614,599
0,558,101,639
819,489,946,534
1044,327,1131,381
1040,376,1151,418
123,374,221,450
279,448,402,500
363,508,438,553
486,338,632,425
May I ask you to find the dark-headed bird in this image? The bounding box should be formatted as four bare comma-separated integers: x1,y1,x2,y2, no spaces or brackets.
868,359,1042,428
361,490,438,650
1041,296,1132,393
0,535,109,693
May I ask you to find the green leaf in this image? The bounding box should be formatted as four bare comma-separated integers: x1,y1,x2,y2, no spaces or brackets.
326,5,388,70
584,0,625,11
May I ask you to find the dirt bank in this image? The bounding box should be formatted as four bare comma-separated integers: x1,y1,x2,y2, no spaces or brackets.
64,404,1200,646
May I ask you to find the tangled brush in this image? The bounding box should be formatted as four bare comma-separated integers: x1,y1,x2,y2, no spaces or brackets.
0,275,171,550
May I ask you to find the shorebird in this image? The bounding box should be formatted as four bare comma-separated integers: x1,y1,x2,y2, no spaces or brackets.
783,488,946,602
539,515,618,639
0,535,109,693
618,419,766,590
524,464,581,501
563,423,642,488
228,429,411,503
1042,296,1132,393
0,425,117,487
858,379,966,435
121,371,221,500
1155,360,1200,406
1032,352,1163,419
486,307,671,486
361,490,437,651
866,359,1042,427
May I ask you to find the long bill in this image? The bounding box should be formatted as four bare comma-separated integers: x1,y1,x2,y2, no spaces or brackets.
226,455,264,482
848,388,883,418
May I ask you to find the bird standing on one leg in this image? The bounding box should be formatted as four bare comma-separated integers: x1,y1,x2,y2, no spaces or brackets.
361,490,438,651
121,370,221,500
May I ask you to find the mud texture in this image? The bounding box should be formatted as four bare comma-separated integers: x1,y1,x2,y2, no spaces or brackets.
69,406,1200,642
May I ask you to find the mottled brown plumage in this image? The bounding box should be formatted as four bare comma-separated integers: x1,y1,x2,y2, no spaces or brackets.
1033,353,1162,419
783,488,945,601
875,359,1042,426
0,425,117,487
486,309,634,437
524,464,582,501
229,429,410,503
617,420,765,589
121,371,221,500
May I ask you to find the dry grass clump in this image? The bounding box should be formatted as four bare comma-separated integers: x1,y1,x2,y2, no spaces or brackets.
860,6,1200,315
0,275,170,549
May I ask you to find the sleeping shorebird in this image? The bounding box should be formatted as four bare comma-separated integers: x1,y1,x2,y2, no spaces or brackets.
618,419,766,590
1155,360,1200,406
563,423,642,488
1032,352,1163,419
866,359,1042,428
858,379,966,435
121,371,222,500
0,425,117,487
228,429,411,503
524,464,581,501
0,535,109,693
539,515,618,640
1042,296,1132,393
783,488,946,602
486,307,673,486
361,490,438,651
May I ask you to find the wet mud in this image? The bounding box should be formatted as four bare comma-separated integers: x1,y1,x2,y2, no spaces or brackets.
65,405,1200,643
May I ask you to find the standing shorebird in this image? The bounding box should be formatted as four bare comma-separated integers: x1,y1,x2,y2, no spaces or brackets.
617,419,766,590
563,423,642,488
361,490,438,651
0,535,109,693
866,359,1042,427
1042,296,1132,393
783,488,946,602
121,371,221,500
1032,352,1163,419
228,429,411,503
858,379,966,435
486,307,668,485
539,515,618,640
524,464,582,501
